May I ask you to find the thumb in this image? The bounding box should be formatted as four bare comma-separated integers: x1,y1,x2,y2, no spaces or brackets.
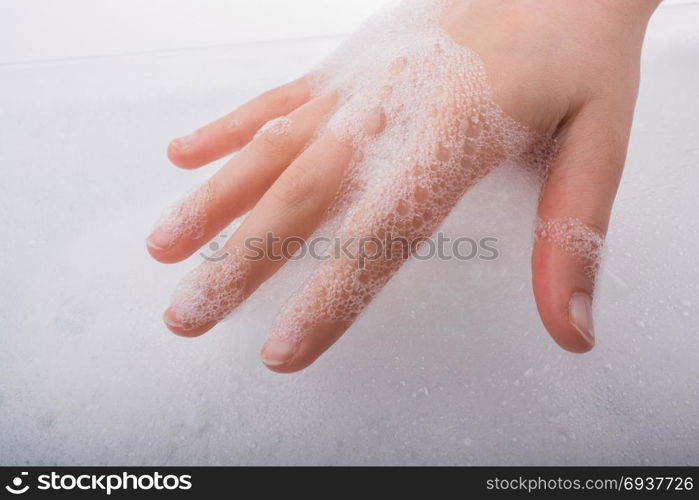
532,101,632,353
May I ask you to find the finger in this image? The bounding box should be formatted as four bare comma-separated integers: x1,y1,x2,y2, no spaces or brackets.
532,100,633,353
167,76,312,169
146,93,337,263
163,132,354,336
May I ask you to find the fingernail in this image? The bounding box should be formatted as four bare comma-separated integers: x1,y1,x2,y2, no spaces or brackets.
569,292,595,347
261,338,296,366
163,309,217,337
147,226,174,251
170,131,199,152
163,309,184,329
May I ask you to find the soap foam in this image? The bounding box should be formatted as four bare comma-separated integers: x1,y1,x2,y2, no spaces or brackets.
255,115,293,138
170,248,251,331
170,0,600,342
535,216,605,279
270,0,551,345
156,181,213,251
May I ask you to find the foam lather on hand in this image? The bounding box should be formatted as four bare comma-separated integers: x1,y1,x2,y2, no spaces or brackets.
255,115,293,138
170,0,603,341
270,0,556,345
156,181,213,251
535,216,605,279
170,248,252,331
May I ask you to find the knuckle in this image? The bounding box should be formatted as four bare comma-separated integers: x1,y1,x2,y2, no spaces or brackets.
254,127,294,155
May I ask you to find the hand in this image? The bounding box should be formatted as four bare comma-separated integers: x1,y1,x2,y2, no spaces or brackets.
147,0,661,372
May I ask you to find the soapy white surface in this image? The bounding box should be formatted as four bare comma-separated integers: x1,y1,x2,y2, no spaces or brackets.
0,3,698,465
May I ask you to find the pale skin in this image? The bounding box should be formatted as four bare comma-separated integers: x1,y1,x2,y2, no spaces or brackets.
147,0,663,372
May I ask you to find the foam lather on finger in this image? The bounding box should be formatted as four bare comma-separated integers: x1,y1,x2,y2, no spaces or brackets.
255,116,293,138
270,0,559,346
169,249,251,331
535,216,605,280
155,180,213,250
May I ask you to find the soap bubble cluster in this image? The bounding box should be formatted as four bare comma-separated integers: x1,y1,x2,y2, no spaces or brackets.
170,248,251,331
168,0,604,342
271,0,553,344
255,115,293,138
535,216,605,279
155,180,213,251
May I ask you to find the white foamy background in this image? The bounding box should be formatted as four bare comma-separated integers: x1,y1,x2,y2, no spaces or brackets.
0,3,698,465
